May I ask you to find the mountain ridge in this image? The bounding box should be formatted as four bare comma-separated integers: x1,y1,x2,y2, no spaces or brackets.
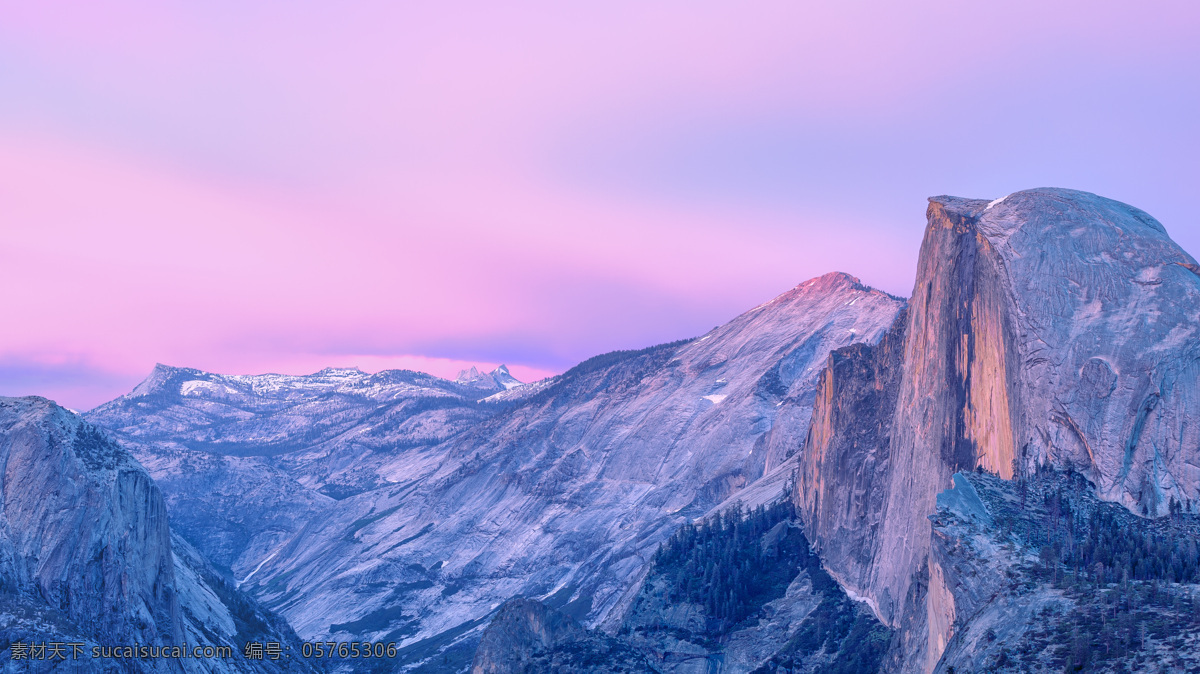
82,271,903,672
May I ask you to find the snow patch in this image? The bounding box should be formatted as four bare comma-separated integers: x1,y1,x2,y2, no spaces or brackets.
181,380,239,397
986,194,1011,210
236,551,279,589
702,394,728,404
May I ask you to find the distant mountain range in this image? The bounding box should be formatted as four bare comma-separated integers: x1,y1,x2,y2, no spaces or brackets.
3,188,1198,673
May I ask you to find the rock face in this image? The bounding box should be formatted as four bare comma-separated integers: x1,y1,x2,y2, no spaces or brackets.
470,598,652,673
0,397,183,653
925,470,1200,674
470,599,578,673
0,397,313,673
795,188,1200,671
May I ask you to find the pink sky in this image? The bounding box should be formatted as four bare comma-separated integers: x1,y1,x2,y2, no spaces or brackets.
1,1,1198,409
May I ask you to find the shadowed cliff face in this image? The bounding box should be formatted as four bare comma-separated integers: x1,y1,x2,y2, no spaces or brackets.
0,397,184,651
793,306,908,619
795,188,1200,672
469,599,582,674
0,397,318,674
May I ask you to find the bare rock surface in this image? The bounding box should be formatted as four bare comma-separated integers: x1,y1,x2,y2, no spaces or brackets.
796,188,1200,671
0,397,182,656
928,470,1200,674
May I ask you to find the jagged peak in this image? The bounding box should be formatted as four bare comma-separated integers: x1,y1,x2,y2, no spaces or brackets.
455,366,483,383
490,364,523,389
455,364,524,390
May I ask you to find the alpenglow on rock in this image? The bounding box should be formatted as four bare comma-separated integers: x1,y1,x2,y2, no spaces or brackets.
795,188,1200,671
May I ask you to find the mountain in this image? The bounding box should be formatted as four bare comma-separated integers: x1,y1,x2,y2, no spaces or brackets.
86,365,525,577
456,188,1200,674
794,188,1200,671
226,273,902,664
0,397,313,673
72,186,1200,673
455,365,523,391
85,272,903,670
90,364,521,464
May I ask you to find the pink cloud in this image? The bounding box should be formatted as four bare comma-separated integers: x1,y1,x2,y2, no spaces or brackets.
1,1,1197,409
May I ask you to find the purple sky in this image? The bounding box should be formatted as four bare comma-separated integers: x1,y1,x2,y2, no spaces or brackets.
2,1,1198,410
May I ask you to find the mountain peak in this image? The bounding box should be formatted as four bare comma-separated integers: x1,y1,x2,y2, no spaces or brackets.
490,365,522,390
801,271,864,292
127,363,200,398
455,366,483,383
455,364,524,390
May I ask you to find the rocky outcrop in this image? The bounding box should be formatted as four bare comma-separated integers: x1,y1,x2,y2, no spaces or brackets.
470,598,651,673
927,470,1200,673
469,599,581,673
456,365,522,391
795,188,1200,671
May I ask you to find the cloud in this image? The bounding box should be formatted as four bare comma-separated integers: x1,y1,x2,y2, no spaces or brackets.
0,1,1197,409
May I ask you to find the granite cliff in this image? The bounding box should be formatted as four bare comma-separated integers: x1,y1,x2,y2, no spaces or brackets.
795,188,1200,671
0,397,312,673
